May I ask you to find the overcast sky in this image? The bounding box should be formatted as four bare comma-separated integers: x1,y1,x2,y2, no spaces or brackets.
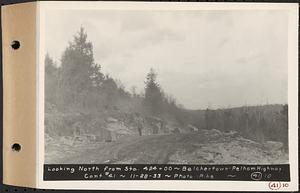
45,9,288,110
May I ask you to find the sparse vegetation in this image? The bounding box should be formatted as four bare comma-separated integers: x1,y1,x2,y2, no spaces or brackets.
45,28,288,164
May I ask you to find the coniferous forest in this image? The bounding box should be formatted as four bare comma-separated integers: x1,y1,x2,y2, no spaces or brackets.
45,28,289,164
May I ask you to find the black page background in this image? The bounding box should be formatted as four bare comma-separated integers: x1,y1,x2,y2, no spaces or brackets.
0,0,298,192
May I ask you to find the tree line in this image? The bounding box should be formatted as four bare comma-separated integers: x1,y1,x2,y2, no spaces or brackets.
45,27,185,122
45,27,288,148
199,105,288,148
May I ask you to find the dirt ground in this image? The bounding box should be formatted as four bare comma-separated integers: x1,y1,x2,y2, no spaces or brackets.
45,129,288,164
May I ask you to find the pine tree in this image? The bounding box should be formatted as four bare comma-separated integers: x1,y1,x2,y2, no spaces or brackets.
223,109,232,132
59,27,104,111
45,53,59,109
205,108,210,130
102,74,119,109
280,104,289,150
144,68,164,115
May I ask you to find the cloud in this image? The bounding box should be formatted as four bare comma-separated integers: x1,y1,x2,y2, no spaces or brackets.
133,28,186,49
45,9,288,109
235,53,263,65
120,12,156,32
218,37,229,48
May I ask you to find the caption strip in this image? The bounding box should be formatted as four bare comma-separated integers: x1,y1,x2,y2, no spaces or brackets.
44,164,290,181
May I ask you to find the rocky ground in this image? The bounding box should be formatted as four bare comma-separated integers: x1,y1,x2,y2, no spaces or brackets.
45,129,288,164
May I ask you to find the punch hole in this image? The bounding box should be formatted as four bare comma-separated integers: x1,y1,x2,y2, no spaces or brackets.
11,40,20,50
11,143,21,152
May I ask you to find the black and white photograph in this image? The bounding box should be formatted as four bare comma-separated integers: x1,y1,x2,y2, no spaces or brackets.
43,5,291,167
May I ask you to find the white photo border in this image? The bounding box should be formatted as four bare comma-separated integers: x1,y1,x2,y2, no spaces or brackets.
37,1,299,191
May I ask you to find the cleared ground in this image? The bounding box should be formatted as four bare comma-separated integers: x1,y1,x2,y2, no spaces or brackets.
45,130,288,164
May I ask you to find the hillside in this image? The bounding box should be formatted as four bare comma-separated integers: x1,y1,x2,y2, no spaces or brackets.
44,28,289,165
45,104,289,149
